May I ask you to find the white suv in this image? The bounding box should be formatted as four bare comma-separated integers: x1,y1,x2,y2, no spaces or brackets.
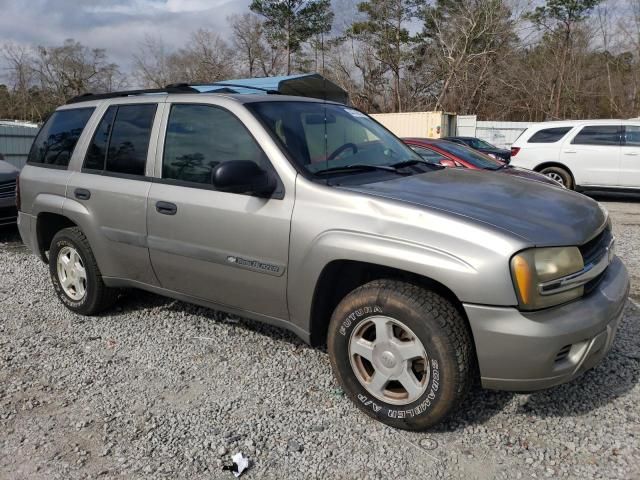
510,120,640,190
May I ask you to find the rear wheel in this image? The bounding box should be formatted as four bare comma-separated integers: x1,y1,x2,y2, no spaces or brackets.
539,166,573,189
49,227,117,315
327,279,474,430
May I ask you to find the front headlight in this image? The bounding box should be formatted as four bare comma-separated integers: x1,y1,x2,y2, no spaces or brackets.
510,247,584,310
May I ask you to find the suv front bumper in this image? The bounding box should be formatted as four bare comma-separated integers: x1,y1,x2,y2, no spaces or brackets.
464,256,630,391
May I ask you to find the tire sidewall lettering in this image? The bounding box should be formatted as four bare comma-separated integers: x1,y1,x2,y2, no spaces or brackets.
337,303,444,420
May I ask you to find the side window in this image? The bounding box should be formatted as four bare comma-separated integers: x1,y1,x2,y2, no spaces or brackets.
624,126,640,147
83,104,156,176
409,145,447,164
162,104,270,186
527,127,572,144
572,125,622,146
84,106,116,171
28,108,95,167
106,104,157,175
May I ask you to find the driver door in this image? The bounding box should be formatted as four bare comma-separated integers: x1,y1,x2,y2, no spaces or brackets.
146,101,293,320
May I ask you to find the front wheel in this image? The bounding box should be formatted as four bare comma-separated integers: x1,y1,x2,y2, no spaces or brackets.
327,280,474,430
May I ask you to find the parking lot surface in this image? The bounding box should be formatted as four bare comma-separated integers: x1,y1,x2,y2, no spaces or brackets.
1,196,639,479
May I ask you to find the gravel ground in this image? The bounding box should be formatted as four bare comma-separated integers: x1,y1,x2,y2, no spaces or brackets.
1,197,639,480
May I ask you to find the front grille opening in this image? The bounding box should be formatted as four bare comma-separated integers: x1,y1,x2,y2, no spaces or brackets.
0,179,16,199
579,227,612,266
555,344,572,364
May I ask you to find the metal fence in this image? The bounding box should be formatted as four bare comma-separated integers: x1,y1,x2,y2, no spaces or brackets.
0,121,39,170
456,115,532,149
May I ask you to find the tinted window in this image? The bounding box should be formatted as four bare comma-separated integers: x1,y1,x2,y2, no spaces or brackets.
28,108,94,167
624,126,640,147
84,106,116,171
528,127,572,143
163,104,269,185
435,141,504,170
409,145,448,164
105,104,156,175
572,125,622,146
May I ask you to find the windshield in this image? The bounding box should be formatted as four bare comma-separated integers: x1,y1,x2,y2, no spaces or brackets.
435,141,504,170
472,138,497,149
247,101,421,175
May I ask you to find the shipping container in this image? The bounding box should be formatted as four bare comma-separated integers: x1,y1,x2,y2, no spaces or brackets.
370,111,457,139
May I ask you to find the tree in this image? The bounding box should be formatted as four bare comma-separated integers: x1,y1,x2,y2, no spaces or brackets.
526,0,603,118
249,0,334,75
229,13,286,77
414,0,516,114
348,0,416,112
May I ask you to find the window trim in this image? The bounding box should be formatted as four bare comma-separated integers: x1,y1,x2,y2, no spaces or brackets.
158,102,285,199
81,103,158,177
27,107,95,169
570,125,623,146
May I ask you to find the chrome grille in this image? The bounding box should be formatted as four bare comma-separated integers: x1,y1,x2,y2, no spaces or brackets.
0,179,16,199
579,227,613,295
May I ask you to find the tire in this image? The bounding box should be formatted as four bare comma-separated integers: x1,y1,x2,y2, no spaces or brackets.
539,166,573,189
49,227,117,315
327,279,474,430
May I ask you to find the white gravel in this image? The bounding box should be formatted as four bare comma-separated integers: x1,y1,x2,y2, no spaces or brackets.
1,197,639,479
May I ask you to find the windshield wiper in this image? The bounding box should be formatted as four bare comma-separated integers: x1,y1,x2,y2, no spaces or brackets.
389,159,441,169
314,164,408,176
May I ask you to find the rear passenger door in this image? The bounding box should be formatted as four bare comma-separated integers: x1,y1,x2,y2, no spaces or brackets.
621,125,640,188
65,101,161,286
562,125,622,187
146,101,293,320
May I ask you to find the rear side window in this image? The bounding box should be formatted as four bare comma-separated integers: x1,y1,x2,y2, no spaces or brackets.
527,127,572,144
624,126,640,147
84,104,157,176
572,125,622,146
28,108,94,167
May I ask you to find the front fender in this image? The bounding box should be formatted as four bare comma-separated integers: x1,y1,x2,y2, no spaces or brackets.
287,228,518,334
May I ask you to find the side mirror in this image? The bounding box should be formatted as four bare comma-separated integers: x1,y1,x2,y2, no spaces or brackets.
440,159,457,168
212,160,277,197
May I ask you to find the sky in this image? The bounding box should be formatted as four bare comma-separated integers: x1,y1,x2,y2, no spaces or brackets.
0,0,255,71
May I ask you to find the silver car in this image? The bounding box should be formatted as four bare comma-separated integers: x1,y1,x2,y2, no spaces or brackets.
17,89,630,430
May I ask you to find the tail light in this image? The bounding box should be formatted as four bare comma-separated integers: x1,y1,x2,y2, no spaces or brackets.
511,147,520,157
15,173,21,211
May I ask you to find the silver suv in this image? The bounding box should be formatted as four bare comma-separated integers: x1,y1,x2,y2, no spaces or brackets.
17,88,630,430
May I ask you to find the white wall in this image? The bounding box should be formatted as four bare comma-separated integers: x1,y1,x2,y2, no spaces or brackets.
456,116,532,149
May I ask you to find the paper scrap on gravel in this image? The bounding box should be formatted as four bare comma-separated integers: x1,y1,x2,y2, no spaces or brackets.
222,452,249,477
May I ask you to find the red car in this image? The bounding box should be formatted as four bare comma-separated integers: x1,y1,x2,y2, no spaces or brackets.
402,138,562,187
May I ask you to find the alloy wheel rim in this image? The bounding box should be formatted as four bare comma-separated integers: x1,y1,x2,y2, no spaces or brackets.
348,315,430,405
56,246,87,301
546,172,565,185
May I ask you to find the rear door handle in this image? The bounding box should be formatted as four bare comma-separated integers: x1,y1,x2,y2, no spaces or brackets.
624,152,639,156
74,188,91,200
156,201,177,215
564,150,577,154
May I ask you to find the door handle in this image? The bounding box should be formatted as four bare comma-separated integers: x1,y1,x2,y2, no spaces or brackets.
156,201,177,215
624,152,639,156
74,188,91,200
563,150,577,154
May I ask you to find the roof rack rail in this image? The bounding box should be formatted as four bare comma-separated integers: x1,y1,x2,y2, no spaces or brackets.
66,83,199,105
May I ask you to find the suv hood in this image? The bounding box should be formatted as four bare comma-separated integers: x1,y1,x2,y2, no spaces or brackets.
341,168,605,246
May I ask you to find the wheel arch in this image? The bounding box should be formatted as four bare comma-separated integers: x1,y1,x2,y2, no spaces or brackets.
35,212,78,263
533,162,575,185
308,259,474,351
